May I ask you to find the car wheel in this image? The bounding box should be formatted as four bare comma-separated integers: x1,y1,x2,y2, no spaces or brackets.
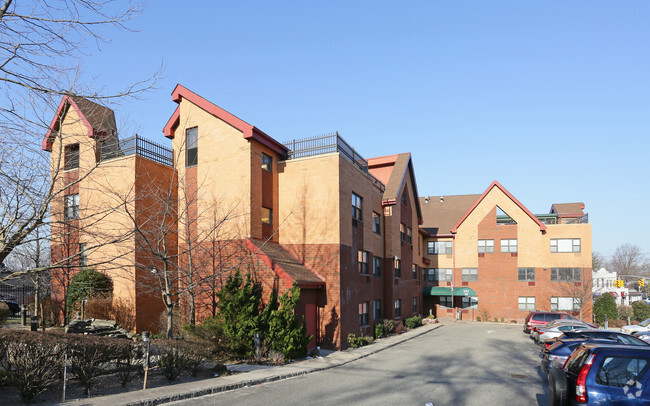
548,368,567,406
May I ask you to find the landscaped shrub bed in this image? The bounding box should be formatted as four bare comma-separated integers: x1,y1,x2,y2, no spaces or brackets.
0,330,220,403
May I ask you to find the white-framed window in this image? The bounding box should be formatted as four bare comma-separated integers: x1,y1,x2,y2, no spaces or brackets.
440,296,453,308
501,239,518,253
412,264,418,279
358,250,369,275
186,127,198,167
429,268,452,282
373,299,382,320
550,238,581,253
462,296,478,309
462,268,478,282
373,256,381,277
551,268,581,282
478,239,494,253
551,297,579,311
79,243,87,267
394,299,402,318
65,194,79,219
400,223,406,241
518,268,535,281
372,212,381,234
427,241,453,255
359,302,369,326
407,227,412,244
518,296,535,311
261,152,273,172
352,193,362,221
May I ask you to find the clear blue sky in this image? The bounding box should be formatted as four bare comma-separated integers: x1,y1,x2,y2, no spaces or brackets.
80,1,650,260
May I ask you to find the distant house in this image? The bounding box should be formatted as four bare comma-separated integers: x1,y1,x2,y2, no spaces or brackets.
592,267,629,306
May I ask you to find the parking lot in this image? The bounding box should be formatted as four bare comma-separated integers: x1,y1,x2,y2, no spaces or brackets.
170,322,549,406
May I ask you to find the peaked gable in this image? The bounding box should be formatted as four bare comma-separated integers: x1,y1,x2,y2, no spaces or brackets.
162,84,288,157
42,95,117,151
450,181,546,234
368,153,423,224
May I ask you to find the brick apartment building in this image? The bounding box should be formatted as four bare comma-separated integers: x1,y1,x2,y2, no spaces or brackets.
43,85,592,349
420,182,592,322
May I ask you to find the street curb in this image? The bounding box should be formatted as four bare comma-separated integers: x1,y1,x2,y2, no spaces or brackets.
67,324,442,406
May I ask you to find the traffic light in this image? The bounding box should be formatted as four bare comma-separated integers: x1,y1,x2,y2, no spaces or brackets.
640,279,645,288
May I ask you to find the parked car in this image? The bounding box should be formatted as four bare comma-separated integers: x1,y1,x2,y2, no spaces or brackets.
532,320,589,343
538,323,597,344
523,311,579,334
548,343,650,405
634,331,650,344
621,318,650,335
0,295,20,316
541,334,649,375
531,319,576,342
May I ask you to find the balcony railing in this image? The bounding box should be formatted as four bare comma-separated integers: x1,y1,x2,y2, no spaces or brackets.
100,135,173,167
283,132,386,193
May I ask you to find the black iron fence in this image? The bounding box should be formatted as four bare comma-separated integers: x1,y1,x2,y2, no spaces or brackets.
283,133,386,193
0,283,37,316
100,134,174,167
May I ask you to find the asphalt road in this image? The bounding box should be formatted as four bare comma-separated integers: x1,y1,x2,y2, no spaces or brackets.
169,323,549,406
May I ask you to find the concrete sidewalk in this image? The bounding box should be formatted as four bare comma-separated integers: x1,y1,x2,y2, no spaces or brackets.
68,323,442,406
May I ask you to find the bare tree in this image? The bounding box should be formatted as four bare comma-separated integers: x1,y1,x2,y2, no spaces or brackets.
4,227,51,327
555,269,594,321
609,244,648,278
592,251,606,271
122,166,248,337
0,0,159,273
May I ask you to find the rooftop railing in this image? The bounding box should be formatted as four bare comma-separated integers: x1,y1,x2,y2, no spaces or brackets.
497,213,589,225
283,132,386,193
100,135,173,167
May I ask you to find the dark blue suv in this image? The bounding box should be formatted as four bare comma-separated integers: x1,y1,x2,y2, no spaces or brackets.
548,344,650,405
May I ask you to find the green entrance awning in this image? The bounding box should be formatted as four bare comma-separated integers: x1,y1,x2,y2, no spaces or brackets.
423,286,477,297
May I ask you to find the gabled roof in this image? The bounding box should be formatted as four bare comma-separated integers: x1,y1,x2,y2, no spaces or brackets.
162,84,288,157
550,202,585,218
419,194,482,236
368,153,423,225
246,239,325,289
42,95,117,151
450,181,547,234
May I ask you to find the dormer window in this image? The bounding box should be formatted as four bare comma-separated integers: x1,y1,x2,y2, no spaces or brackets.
64,144,79,170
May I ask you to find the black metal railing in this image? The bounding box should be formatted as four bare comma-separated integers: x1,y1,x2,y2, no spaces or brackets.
283,133,386,193
0,283,37,317
101,135,173,167
565,213,589,224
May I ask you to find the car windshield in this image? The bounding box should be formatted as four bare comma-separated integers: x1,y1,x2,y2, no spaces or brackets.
639,319,650,327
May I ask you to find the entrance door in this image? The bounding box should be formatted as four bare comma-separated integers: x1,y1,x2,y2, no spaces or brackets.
305,303,317,349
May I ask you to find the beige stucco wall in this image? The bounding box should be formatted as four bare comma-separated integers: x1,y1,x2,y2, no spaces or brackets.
171,100,252,243
454,187,591,269
49,107,138,312
277,153,342,245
